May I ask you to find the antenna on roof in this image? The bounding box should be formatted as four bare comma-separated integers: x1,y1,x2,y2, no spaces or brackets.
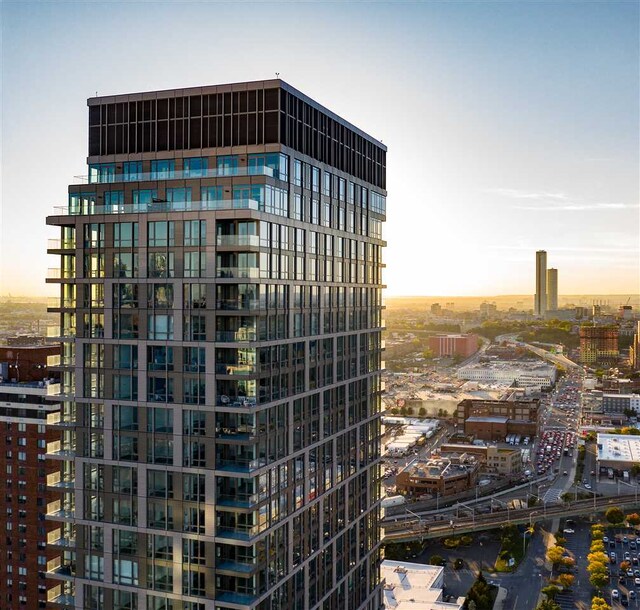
275,72,280,78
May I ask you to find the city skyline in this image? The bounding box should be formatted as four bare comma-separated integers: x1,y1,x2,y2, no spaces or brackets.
1,1,639,297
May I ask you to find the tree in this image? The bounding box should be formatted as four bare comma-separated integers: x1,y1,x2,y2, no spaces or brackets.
561,556,575,569
591,597,611,610
631,464,640,477
541,585,561,600
627,513,640,526
590,540,605,553
535,600,562,610
418,407,427,418
429,555,445,566
620,560,631,572
546,545,565,566
556,574,574,589
605,507,625,525
589,571,609,589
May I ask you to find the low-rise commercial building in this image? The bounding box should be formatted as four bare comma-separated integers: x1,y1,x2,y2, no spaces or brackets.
597,433,640,477
456,398,539,441
395,455,480,498
439,443,524,475
457,361,557,389
428,333,478,359
381,561,464,610
603,393,640,415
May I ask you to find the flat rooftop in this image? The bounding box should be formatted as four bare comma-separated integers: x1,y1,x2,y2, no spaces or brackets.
466,416,509,424
597,433,640,463
402,456,477,480
381,560,463,610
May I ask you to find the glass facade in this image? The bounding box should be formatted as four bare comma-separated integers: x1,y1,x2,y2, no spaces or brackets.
46,81,386,610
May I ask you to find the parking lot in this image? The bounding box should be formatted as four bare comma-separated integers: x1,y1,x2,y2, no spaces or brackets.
600,527,640,608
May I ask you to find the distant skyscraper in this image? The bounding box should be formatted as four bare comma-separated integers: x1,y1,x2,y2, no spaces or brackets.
547,268,558,311
534,250,547,316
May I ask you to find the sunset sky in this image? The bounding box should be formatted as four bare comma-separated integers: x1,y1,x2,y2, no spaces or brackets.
1,0,638,297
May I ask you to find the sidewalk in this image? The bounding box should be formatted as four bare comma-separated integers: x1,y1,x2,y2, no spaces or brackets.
493,586,508,610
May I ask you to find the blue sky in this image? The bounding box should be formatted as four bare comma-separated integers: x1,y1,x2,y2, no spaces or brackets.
1,0,638,296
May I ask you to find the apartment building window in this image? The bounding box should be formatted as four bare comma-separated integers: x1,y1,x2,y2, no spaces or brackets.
148,252,175,278
113,252,138,278
184,283,206,309
149,283,174,308
166,187,192,210
123,161,143,181
184,157,207,177
217,155,238,176
133,189,158,211
151,159,175,179
148,221,175,247
114,405,138,431
201,186,223,204
104,190,124,212
113,312,139,339
184,252,206,278
148,346,174,371
183,313,206,341
148,314,174,340
114,344,138,369
184,220,206,246
113,222,138,247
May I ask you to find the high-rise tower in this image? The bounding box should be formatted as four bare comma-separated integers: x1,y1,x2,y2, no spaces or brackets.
45,80,386,610
534,250,547,316
547,268,558,311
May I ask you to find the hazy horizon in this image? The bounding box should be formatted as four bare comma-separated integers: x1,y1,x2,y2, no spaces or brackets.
1,1,638,296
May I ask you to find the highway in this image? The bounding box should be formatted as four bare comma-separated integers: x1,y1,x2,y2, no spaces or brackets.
383,492,640,543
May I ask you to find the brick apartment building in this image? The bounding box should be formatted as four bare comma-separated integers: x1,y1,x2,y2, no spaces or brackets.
0,344,61,609
395,455,480,498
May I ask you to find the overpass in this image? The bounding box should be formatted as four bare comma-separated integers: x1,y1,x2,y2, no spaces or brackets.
382,492,640,543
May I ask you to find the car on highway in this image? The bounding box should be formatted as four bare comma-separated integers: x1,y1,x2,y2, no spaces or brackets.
613,589,620,600
563,528,575,534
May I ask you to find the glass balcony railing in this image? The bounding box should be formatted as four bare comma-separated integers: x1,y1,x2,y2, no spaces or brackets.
216,235,260,247
51,198,260,216
216,267,260,279
47,238,75,250
215,330,257,343
216,363,257,376
47,297,76,309
76,165,275,184
215,299,261,311
216,394,257,408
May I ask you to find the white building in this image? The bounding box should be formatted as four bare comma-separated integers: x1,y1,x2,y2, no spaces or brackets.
597,433,640,474
457,361,557,389
381,560,464,610
603,393,640,414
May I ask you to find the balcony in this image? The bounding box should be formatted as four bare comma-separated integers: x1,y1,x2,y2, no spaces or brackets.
47,471,75,490
51,198,260,216
216,526,259,542
215,299,261,311
76,164,275,184
216,394,257,408
215,330,257,343
47,238,75,252
46,440,76,460
216,235,260,248
46,557,76,581
48,536,76,549
216,363,257,376
48,582,75,608
216,494,259,509
47,409,76,427
215,591,258,606
47,326,76,341
47,297,76,310
216,457,265,474
216,267,260,279
46,502,76,521
216,559,259,575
